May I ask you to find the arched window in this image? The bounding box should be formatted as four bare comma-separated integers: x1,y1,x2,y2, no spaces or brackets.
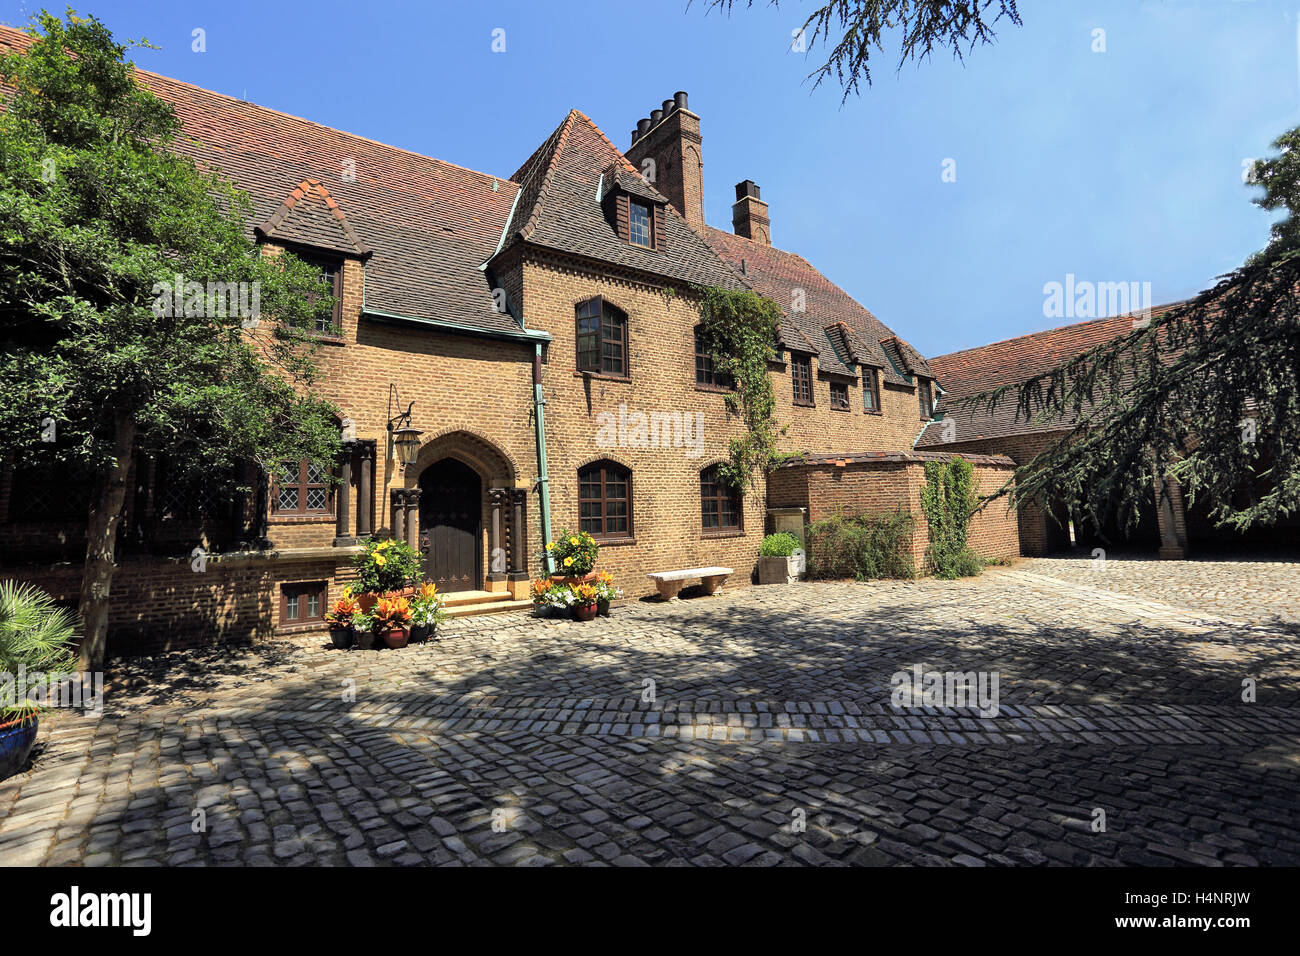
700,464,742,532
575,297,628,376
578,460,631,539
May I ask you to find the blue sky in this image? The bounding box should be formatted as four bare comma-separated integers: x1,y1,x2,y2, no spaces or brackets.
6,0,1297,355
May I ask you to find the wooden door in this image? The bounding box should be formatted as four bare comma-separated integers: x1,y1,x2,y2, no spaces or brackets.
418,458,480,592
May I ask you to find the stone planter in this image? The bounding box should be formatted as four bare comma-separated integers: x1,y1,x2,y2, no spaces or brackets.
758,553,803,585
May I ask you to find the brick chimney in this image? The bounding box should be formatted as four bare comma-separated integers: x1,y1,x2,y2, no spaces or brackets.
732,180,770,245
626,91,704,232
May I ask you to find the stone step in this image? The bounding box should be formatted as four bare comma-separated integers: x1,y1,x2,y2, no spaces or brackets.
441,589,509,608
444,598,533,619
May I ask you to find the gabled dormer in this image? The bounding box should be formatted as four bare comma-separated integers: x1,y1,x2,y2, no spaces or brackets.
600,163,666,252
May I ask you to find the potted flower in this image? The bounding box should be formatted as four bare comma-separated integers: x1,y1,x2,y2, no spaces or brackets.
0,582,78,781
409,582,446,642
546,529,599,585
758,532,804,585
350,608,376,650
593,571,621,616
572,583,600,622
372,594,413,649
351,537,423,610
531,578,575,618
324,594,359,649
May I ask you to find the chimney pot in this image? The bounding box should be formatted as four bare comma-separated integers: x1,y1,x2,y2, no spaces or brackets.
637,117,651,135
674,91,689,110
630,129,640,145
735,179,761,201
650,108,663,125
732,180,770,245
662,99,675,115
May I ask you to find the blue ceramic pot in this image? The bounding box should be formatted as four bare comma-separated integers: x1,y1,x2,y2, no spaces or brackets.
0,713,38,781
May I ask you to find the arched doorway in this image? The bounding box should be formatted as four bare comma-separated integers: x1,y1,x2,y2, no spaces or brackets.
419,458,481,592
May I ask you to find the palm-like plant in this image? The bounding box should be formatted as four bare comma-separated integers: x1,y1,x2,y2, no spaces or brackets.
0,581,79,713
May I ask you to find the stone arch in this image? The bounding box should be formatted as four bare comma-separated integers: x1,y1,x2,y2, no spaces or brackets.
405,428,518,489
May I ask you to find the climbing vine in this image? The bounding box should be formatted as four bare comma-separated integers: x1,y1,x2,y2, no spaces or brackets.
695,286,784,492
920,457,983,579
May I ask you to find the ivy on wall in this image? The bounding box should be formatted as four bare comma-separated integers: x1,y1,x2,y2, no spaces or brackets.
695,286,786,492
920,457,984,579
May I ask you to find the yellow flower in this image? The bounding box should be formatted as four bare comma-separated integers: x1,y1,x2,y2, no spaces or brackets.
564,557,574,567
568,536,578,546
546,542,554,550
374,553,387,567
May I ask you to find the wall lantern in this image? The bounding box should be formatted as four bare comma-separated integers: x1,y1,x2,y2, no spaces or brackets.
386,385,424,466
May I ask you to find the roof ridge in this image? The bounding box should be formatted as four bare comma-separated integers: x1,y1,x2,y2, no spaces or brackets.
928,300,1188,364
255,178,368,255
514,110,579,241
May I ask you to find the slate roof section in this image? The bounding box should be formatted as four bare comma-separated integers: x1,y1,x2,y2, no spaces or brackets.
0,25,526,337
255,179,369,257
915,304,1182,447
501,110,746,290
704,228,923,387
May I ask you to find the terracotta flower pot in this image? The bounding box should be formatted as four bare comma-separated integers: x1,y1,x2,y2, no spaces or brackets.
382,627,410,649
572,602,598,622
356,586,416,613
551,572,597,588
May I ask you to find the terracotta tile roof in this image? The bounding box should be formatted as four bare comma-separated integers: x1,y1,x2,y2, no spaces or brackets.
255,179,369,257
0,25,526,337
704,228,924,386
916,304,1183,447
502,110,745,290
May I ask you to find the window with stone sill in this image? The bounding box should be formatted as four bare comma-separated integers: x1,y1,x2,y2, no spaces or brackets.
280,581,327,625
791,353,814,406
576,297,629,377
578,460,632,539
863,368,881,413
272,458,333,516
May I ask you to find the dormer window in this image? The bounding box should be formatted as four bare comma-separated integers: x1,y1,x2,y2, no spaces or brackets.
629,200,652,247
918,378,935,420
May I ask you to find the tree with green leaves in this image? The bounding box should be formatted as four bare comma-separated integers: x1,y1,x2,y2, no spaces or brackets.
0,11,341,670
698,0,1021,101
974,126,1300,541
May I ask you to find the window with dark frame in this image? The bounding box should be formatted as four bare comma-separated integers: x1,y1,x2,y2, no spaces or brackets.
280,581,327,625
694,326,733,388
918,379,935,420
578,461,632,539
863,368,880,412
628,200,652,247
297,251,343,335
700,465,742,532
272,458,332,515
575,297,628,376
791,353,814,406
830,381,850,410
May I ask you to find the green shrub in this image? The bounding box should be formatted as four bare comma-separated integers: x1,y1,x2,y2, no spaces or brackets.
547,528,599,575
921,457,984,579
351,537,423,593
759,532,800,557
806,510,915,581
0,581,79,714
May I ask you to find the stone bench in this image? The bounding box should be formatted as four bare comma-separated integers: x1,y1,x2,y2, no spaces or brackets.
646,566,733,601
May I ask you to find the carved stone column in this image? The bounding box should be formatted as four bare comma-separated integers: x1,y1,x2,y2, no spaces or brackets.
404,487,421,552
390,489,406,546
356,440,374,538
487,487,509,592
508,489,530,599
334,440,355,546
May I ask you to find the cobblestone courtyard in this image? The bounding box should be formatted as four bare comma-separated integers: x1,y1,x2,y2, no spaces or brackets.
3,555,1298,866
